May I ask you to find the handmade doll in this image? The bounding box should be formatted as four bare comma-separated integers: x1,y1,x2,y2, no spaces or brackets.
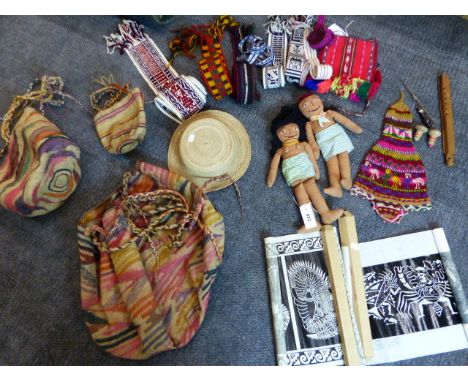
298,93,363,198
267,106,343,227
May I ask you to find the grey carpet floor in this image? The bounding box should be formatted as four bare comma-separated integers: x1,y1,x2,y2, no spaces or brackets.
0,15,466,365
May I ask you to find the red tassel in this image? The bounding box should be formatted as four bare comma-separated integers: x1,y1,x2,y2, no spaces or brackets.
317,79,332,93
367,68,382,100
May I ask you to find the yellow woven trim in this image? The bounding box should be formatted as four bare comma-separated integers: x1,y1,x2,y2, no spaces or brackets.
358,175,427,193
385,109,412,121
354,182,431,204
372,146,421,161
283,139,299,147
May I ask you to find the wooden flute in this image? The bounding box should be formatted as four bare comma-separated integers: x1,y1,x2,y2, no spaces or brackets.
438,73,456,166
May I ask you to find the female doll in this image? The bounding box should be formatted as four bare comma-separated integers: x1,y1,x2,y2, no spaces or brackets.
299,93,363,198
267,105,343,226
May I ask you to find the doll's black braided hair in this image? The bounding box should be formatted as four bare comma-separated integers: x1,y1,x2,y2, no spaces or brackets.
270,105,309,157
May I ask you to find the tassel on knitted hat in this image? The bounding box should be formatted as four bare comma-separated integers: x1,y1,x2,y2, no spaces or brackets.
385,91,412,123
392,91,409,110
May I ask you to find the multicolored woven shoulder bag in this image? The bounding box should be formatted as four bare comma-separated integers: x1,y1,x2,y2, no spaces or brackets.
317,35,382,107
78,162,225,359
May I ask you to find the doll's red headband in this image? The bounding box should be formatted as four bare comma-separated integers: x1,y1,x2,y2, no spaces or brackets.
298,92,319,103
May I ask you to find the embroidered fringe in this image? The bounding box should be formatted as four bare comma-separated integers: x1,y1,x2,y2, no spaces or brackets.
105,19,146,54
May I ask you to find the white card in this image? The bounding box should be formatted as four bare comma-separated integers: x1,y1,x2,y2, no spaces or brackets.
299,203,318,229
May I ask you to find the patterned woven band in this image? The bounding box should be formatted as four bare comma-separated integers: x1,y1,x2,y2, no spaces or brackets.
169,16,238,101
198,34,233,100
285,27,333,86
262,19,288,89
229,25,259,104
237,35,275,67
105,20,207,122
285,27,310,85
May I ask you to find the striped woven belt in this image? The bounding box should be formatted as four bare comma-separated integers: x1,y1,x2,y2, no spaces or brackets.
105,19,206,122
170,16,238,101
306,45,333,80
198,34,233,100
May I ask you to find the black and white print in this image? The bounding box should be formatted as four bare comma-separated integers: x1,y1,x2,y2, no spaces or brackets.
267,229,468,365
277,247,342,365
288,260,339,340
363,254,461,339
265,233,343,366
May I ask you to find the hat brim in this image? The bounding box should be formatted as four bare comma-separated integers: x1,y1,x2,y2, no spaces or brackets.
168,110,252,192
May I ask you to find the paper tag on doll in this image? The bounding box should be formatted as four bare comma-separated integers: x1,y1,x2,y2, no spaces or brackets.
300,203,318,229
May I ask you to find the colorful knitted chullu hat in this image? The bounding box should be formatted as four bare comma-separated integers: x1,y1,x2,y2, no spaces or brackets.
350,92,431,223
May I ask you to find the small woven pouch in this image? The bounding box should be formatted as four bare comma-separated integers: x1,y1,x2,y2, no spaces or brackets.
90,78,146,154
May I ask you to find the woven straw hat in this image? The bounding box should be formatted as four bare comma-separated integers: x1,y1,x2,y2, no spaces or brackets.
168,110,251,192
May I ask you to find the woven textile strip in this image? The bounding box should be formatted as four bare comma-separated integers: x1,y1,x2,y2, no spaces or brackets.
306,41,333,81
169,16,238,101
79,162,225,359
199,35,233,100
350,95,431,223
237,35,275,67
105,20,206,120
262,24,288,89
285,27,309,85
229,25,258,104
285,26,332,85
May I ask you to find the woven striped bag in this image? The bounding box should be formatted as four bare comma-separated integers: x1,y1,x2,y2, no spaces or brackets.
0,76,81,217
78,161,225,359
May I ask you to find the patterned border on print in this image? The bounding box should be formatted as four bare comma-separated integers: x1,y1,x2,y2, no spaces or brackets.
270,236,323,256
286,345,343,366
